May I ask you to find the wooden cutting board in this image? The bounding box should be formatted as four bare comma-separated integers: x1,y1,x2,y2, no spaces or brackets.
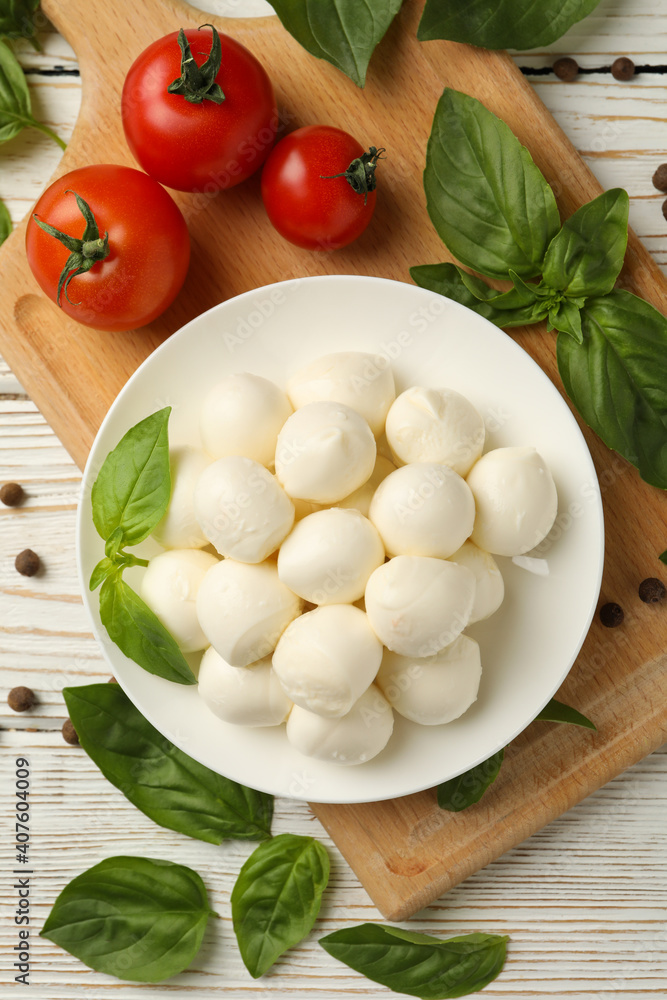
1,0,666,921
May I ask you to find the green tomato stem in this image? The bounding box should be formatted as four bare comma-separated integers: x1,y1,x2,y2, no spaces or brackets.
168,24,225,104
33,190,109,306
321,146,385,205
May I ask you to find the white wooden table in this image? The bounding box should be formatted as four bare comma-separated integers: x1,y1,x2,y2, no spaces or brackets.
1,2,666,996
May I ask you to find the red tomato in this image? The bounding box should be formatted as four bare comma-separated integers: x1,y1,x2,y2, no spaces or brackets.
261,125,383,250
121,25,277,192
25,164,190,332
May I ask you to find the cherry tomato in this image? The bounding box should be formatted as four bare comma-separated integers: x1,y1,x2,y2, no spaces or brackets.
261,125,383,250
122,25,277,192
25,164,190,332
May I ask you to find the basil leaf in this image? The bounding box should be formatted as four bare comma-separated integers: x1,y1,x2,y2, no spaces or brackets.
437,749,504,813
0,197,11,245
0,38,33,143
320,924,509,999
99,574,196,685
417,0,602,50
660,549,667,566
0,0,40,46
535,698,596,730
267,0,403,88
0,41,64,146
547,297,584,343
410,263,549,328
41,856,216,983
543,189,629,298
558,290,667,489
424,89,560,280
63,683,273,842
232,833,330,978
89,556,119,591
91,407,171,547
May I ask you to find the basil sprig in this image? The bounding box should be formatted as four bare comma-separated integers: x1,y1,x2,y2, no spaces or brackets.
90,408,196,685
320,924,509,999
412,88,667,491
0,197,10,246
63,683,273,843
0,40,65,147
41,856,217,983
417,0,602,50
232,834,330,978
660,549,667,566
267,0,403,87
437,699,596,812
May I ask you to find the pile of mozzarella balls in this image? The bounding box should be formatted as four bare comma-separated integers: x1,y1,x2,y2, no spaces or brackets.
141,352,558,766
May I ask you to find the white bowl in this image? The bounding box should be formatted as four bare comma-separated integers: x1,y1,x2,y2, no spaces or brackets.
77,275,604,804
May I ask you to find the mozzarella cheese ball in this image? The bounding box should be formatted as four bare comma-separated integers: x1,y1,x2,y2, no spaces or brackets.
337,454,396,518
272,604,383,717
286,685,394,765
467,446,558,556
365,556,475,657
198,646,292,727
447,540,504,623
193,456,294,563
274,401,376,504
277,508,384,605
376,636,482,725
369,463,475,559
385,386,485,476
200,373,292,467
141,549,219,653
152,446,210,550
287,351,396,436
196,559,303,667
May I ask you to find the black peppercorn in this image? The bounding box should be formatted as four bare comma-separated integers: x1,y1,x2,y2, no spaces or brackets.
553,57,579,82
652,164,667,192
15,549,40,577
0,482,24,506
8,686,36,712
638,577,666,604
600,602,624,627
62,718,79,745
611,57,635,81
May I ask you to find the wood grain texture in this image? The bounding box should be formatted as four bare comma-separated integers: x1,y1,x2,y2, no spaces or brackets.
0,0,666,923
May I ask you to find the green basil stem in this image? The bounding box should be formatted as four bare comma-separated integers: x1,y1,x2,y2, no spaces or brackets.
321,146,385,205
168,24,225,104
3,107,66,149
29,117,66,149
32,190,109,306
